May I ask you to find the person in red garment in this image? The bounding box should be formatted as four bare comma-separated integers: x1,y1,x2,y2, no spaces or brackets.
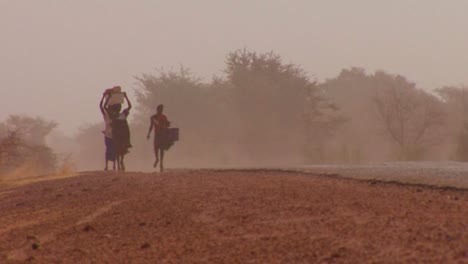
147,104,170,172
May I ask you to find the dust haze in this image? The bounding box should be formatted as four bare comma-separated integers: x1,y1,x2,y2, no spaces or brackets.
2,1,468,174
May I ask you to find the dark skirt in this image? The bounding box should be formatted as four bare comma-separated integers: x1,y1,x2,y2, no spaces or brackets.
154,130,172,152
112,119,131,156
104,136,116,161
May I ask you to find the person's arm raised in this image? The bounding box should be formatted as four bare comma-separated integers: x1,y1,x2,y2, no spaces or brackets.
99,93,107,115
123,92,132,112
103,91,111,112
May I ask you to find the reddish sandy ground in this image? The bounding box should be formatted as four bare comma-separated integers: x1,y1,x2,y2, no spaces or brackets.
0,170,467,263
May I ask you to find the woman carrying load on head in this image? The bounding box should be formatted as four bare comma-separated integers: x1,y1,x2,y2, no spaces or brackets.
107,91,132,171
99,90,115,170
147,104,170,172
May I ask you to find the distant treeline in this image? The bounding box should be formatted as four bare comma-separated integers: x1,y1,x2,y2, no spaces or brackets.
3,49,468,173
74,49,468,169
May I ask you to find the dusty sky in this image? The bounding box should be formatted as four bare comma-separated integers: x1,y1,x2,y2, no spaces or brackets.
1,1,468,134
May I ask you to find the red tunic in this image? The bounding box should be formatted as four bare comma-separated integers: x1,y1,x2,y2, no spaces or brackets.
152,114,170,150
152,114,169,133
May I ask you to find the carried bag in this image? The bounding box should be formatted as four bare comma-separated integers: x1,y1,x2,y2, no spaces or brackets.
167,128,179,142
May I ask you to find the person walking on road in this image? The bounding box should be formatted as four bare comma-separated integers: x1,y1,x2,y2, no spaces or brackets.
147,104,170,172
99,91,115,170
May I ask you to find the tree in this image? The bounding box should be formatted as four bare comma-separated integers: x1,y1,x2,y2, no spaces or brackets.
225,49,342,163
320,68,450,162
455,122,468,160
319,68,383,162
2,115,57,145
0,130,25,172
130,50,342,166
133,66,234,166
373,72,445,160
0,115,57,175
303,83,345,162
436,86,468,160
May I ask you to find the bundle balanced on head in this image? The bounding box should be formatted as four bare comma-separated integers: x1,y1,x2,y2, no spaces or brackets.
99,86,132,171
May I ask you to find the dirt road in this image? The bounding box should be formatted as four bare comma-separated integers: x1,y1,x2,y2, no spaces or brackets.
0,170,467,263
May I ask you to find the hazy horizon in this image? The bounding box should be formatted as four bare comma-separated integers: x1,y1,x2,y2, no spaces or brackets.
2,0,468,135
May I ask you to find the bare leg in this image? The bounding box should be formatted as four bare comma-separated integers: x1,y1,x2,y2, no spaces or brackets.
160,148,164,173
104,139,108,171
154,147,159,168
117,156,121,171
121,155,125,172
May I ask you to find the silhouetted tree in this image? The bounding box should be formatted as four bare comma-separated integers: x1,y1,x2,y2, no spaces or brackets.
321,68,448,162
225,49,342,163
373,72,445,160
319,68,385,162
0,130,24,171
130,50,342,166
455,122,468,160
2,115,57,145
436,86,468,160
133,66,233,166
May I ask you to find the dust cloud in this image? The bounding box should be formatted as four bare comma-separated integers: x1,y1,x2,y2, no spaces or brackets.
44,53,468,173
2,1,468,175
